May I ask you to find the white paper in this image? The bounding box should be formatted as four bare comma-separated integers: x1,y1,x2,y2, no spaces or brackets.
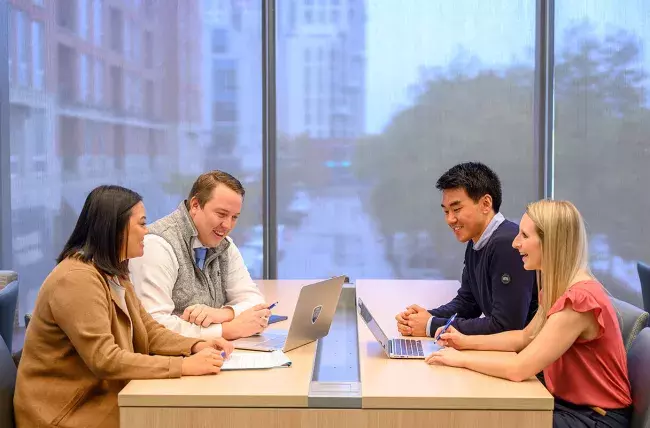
221,350,292,370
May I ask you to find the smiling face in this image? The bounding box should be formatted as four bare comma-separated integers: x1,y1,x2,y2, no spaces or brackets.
512,213,542,270
188,183,243,247
124,201,148,260
440,187,494,243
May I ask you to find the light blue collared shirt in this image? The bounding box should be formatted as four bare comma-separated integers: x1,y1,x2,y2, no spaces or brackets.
425,212,506,336
473,212,505,251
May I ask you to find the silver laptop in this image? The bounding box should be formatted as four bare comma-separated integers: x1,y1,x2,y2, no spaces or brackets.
233,276,346,352
357,297,441,359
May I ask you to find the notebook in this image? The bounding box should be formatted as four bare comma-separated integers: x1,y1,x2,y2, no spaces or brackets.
221,350,292,370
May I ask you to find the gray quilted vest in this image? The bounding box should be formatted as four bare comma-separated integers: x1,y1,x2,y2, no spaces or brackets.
147,201,230,315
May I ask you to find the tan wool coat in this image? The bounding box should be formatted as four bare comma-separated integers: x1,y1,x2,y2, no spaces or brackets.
14,258,203,427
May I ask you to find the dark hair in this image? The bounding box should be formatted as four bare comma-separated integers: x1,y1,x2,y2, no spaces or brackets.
435,162,503,212
57,185,143,278
186,170,245,209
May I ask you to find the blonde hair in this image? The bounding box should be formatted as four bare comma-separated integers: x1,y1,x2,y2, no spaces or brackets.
527,200,591,336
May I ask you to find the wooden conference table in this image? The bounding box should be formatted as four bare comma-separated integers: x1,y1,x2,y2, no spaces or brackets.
119,280,553,427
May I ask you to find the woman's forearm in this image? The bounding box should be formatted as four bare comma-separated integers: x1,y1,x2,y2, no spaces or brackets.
467,329,528,352
461,352,529,382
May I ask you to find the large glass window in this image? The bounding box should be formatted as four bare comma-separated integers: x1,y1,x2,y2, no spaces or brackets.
5,0,647,321
94,58,104,105
276,0,537,280
15,10,28,86
8,5,14,83
7,1,263,322
80,54,89,102
93,0,103,45
79,0,89,40
31,21,45,90
554,0,650,307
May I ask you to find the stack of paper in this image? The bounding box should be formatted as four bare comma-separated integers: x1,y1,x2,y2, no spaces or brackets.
221,350,292,371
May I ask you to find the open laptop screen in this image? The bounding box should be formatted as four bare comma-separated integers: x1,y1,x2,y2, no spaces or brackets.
358,298,390,349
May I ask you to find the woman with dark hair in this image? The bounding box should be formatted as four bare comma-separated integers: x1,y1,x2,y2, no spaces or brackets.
14,185,233,428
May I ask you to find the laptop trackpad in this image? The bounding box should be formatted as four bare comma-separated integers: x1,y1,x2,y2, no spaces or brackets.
422,341,442,354
234,330,288,345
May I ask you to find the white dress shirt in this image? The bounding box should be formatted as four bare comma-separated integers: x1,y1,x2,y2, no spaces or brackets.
129,235,265,339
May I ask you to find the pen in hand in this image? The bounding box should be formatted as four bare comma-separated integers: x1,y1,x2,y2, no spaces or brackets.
267,301,278,310
434,313,458,342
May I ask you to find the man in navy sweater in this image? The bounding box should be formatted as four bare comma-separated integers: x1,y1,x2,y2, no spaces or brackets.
396,162,537,337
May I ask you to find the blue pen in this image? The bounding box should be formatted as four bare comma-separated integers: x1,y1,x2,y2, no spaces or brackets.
268,301,278,310
434,313,458,341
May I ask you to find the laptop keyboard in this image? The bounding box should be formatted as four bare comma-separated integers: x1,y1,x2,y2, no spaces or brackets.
391,338,424,357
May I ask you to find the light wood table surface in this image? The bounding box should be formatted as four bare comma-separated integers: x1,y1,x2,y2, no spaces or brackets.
119,279,553,428
119,280,317,409
356,279,553,427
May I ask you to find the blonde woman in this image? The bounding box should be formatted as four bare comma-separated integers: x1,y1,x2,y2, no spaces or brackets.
425,200,632,428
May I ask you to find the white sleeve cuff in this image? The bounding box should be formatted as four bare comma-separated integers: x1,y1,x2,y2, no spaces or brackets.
426,316,434,338
225,302,255,318
201,323,223,339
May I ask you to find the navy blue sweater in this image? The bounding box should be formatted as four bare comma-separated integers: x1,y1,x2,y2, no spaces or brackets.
428,220,538,336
